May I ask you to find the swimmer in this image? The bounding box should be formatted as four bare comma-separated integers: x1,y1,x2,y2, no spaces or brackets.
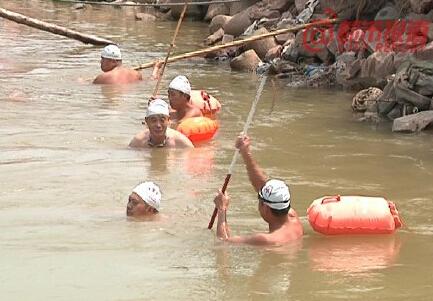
213,134,303,245
129,98,194,148
127,181,161,218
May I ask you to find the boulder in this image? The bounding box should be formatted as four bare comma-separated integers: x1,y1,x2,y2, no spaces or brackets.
410,0,433,14
392,111,433,132
230,49,262,71
223,12,252,36
245,27,279,60
204,4,230,22
169,0,206,20
295,0,308,13
319,0,387,20
415,41,433,60
204,28,224,46
265,45,283,61
135,13,157,22
266,0,294,12
229,0,261,15
249,8,281,21
209,15,232,34
374,5,400,21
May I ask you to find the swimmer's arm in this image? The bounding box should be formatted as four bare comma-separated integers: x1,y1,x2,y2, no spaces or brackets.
216,206,268,245
240,150,268,193
151,61,164,80
224,233,270,246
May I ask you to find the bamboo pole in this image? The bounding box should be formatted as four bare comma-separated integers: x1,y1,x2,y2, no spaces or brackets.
0,7,115,46
133,18,339,70
56,0,241,7
153,0,189,96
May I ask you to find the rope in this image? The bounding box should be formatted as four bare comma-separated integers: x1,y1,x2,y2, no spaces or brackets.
208,73,268,230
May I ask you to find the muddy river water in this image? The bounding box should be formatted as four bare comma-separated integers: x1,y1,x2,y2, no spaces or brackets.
1,1,432,300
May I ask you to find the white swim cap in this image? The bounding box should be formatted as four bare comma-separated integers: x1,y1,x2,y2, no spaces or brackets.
101,44,122,60
168,75,191,96
258,179,291,210
146,99,170,117
132,181,161,211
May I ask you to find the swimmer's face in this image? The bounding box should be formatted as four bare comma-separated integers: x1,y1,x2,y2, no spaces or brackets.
126,192,155,217
145,114,169,138
100,57,119,72
168,89,189,110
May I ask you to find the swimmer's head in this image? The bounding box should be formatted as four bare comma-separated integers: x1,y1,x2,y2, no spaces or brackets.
100,44,122,72
258,179,291,218
127,181,161,216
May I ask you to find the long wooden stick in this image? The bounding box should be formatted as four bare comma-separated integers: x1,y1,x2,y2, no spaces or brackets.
208,73,268,230
56,0,241,6
134,18,338,70
0,7,115,46
153,0,189,96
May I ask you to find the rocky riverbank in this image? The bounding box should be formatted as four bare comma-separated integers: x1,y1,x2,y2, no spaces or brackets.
77,0,433,133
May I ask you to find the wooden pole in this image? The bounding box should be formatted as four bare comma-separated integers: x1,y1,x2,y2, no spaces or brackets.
134,19,338,70
153,0,189,96
0,7,115,46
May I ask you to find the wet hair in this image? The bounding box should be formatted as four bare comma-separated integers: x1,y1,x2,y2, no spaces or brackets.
270,207,289,216
258,196,290,217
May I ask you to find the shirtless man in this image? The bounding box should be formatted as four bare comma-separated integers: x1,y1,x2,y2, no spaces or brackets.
167,75,203,123
213,134,303,245
129,98,194,148
93,44,157,85
127,181,161,218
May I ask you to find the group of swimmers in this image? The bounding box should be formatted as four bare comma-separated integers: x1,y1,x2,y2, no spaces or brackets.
95,44,303,245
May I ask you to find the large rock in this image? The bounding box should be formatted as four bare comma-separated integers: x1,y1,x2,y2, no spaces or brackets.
204,3,230,22
415,41,433,60
135,13,157,22
245,27,279,60
229,0,261,15
265,45,283,61
392,111,433,132
223,12,252,37
168,0,206,20
266,0,294,12
209,15,232,34
230,49,262,71
319,0,387,20
410,0,433,14
295,0,308,13
375,5,400,21
204,28,224,46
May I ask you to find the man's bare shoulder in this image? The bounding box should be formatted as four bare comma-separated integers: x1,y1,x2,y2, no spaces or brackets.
166,128,194,148
129,130,149,148
93,73,112,85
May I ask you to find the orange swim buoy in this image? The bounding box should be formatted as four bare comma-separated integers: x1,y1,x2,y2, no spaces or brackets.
307,195,403,235
190,90,221,118
177,117,219,143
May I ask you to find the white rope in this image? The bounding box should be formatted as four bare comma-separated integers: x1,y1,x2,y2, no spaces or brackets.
228,74,268,175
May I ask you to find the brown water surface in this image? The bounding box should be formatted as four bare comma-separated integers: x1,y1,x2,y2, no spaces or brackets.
1,1,432,300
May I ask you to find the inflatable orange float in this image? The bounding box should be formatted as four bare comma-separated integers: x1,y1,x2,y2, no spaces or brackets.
177,117,219,143
190,90,221,118
307,195,402,235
